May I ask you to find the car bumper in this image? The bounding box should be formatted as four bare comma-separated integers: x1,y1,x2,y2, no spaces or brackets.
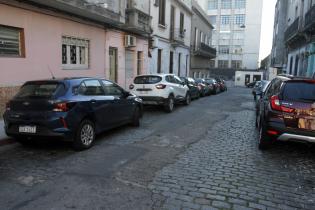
267,121,315,144
3,113,75,141
139,96,167,105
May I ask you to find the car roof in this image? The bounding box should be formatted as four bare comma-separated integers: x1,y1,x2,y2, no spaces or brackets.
135,74,175,77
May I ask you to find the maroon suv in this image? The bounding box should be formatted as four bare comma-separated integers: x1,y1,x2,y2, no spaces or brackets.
256,75,315,150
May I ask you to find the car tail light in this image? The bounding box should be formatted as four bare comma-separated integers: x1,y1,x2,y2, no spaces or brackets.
53,102,69,112
267,130,278,135
270,95,294,113
156,84,166,89
129,84,134,90
5,102,10,111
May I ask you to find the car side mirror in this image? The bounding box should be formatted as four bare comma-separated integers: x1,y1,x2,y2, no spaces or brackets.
122,90,131,98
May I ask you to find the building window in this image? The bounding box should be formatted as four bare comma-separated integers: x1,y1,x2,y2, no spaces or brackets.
219,45,230,54
218,60,229,68
235,0,246,9
221,15,230,25
157,49,162,73
210,60,215,68
231,60,242,69
208,0,218,10
180,12,185,35
62,36,89,69
0,25,25,57
200,31,204,44
235,14,245,25
194,28,198,50
232,45,242,54
221,0,231,9
159,0,166,26
208,15,217,27
137,51,143,75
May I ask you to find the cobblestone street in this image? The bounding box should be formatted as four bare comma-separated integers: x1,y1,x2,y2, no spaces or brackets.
1,87,315,210
149,110,315,210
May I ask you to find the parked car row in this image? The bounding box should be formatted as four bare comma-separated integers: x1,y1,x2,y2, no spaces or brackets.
3,75,227,151
254,75,315,150
129,74,227,113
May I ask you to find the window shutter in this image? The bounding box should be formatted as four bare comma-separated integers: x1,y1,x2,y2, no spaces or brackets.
154,0,159,6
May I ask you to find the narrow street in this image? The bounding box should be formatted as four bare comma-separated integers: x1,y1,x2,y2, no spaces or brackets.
1,87,315,210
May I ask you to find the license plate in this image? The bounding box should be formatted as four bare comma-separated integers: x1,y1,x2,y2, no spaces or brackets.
19,126,37,134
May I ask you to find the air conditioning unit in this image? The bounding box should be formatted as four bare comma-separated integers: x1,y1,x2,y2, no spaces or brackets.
125,35,136,47
149,37,158,49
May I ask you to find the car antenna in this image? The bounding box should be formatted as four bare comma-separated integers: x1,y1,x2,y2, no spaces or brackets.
47,65,56,79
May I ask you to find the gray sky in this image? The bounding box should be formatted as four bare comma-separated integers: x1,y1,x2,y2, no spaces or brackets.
259,0,277,62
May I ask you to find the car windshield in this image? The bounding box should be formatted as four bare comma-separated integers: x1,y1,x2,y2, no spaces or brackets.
134,76,162,84
282,82,315,102
15,82,64,99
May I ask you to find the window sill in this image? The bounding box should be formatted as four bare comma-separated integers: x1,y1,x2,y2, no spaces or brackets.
158,24,167,29
62,64,89,70
0,55,25,58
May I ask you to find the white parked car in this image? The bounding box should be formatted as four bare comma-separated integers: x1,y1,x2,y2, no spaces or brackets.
129,74,191,112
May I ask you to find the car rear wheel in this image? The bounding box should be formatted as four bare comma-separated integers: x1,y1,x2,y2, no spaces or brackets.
164,95,175,113
258,122,272,150
184,93,191,105
131,106,140,127
73,119,95,151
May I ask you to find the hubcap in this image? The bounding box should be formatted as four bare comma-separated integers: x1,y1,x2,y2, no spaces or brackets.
80,124,94,146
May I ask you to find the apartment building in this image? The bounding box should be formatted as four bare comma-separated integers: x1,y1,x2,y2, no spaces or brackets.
281,0,315,77
149,0,192,76
270,0,288,72
190,0,217,78
196,0,263,77
0,0,151,114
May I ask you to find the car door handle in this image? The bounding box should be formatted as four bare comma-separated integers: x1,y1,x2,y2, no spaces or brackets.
90,99,97,104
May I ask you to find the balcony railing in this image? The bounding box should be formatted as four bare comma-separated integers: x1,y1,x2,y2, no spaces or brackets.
284,17,300,42
193,43,217,59
125,8,151,34
170,28,186,45
305,5,315,31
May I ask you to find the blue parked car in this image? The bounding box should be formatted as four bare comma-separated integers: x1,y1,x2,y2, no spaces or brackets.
3,77,143,150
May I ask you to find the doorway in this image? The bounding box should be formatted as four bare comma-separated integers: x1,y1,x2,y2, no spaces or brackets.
169,51,174,73
125,50,134,88
109,47,118,82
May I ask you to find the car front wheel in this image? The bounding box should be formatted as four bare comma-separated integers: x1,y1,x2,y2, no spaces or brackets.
131,106,140,127
184,93,191,105
164,95,175,113
73,119,95,151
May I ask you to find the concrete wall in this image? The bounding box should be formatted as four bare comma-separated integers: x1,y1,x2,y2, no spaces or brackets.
235,71,263,87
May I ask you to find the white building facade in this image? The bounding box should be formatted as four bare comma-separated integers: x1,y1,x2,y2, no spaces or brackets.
149,0,192,76
195,0,262,71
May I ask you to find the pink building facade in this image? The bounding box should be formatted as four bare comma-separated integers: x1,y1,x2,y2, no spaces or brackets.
0,1,150,114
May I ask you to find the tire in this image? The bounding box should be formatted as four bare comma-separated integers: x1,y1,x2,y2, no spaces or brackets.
131,106,140,127
184,93,191,105
164,95,175,113
73,119,95,151
258,122,272,150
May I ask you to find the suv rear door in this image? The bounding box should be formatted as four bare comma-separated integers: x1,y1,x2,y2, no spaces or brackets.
280,81,315,131
132,75,162,96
